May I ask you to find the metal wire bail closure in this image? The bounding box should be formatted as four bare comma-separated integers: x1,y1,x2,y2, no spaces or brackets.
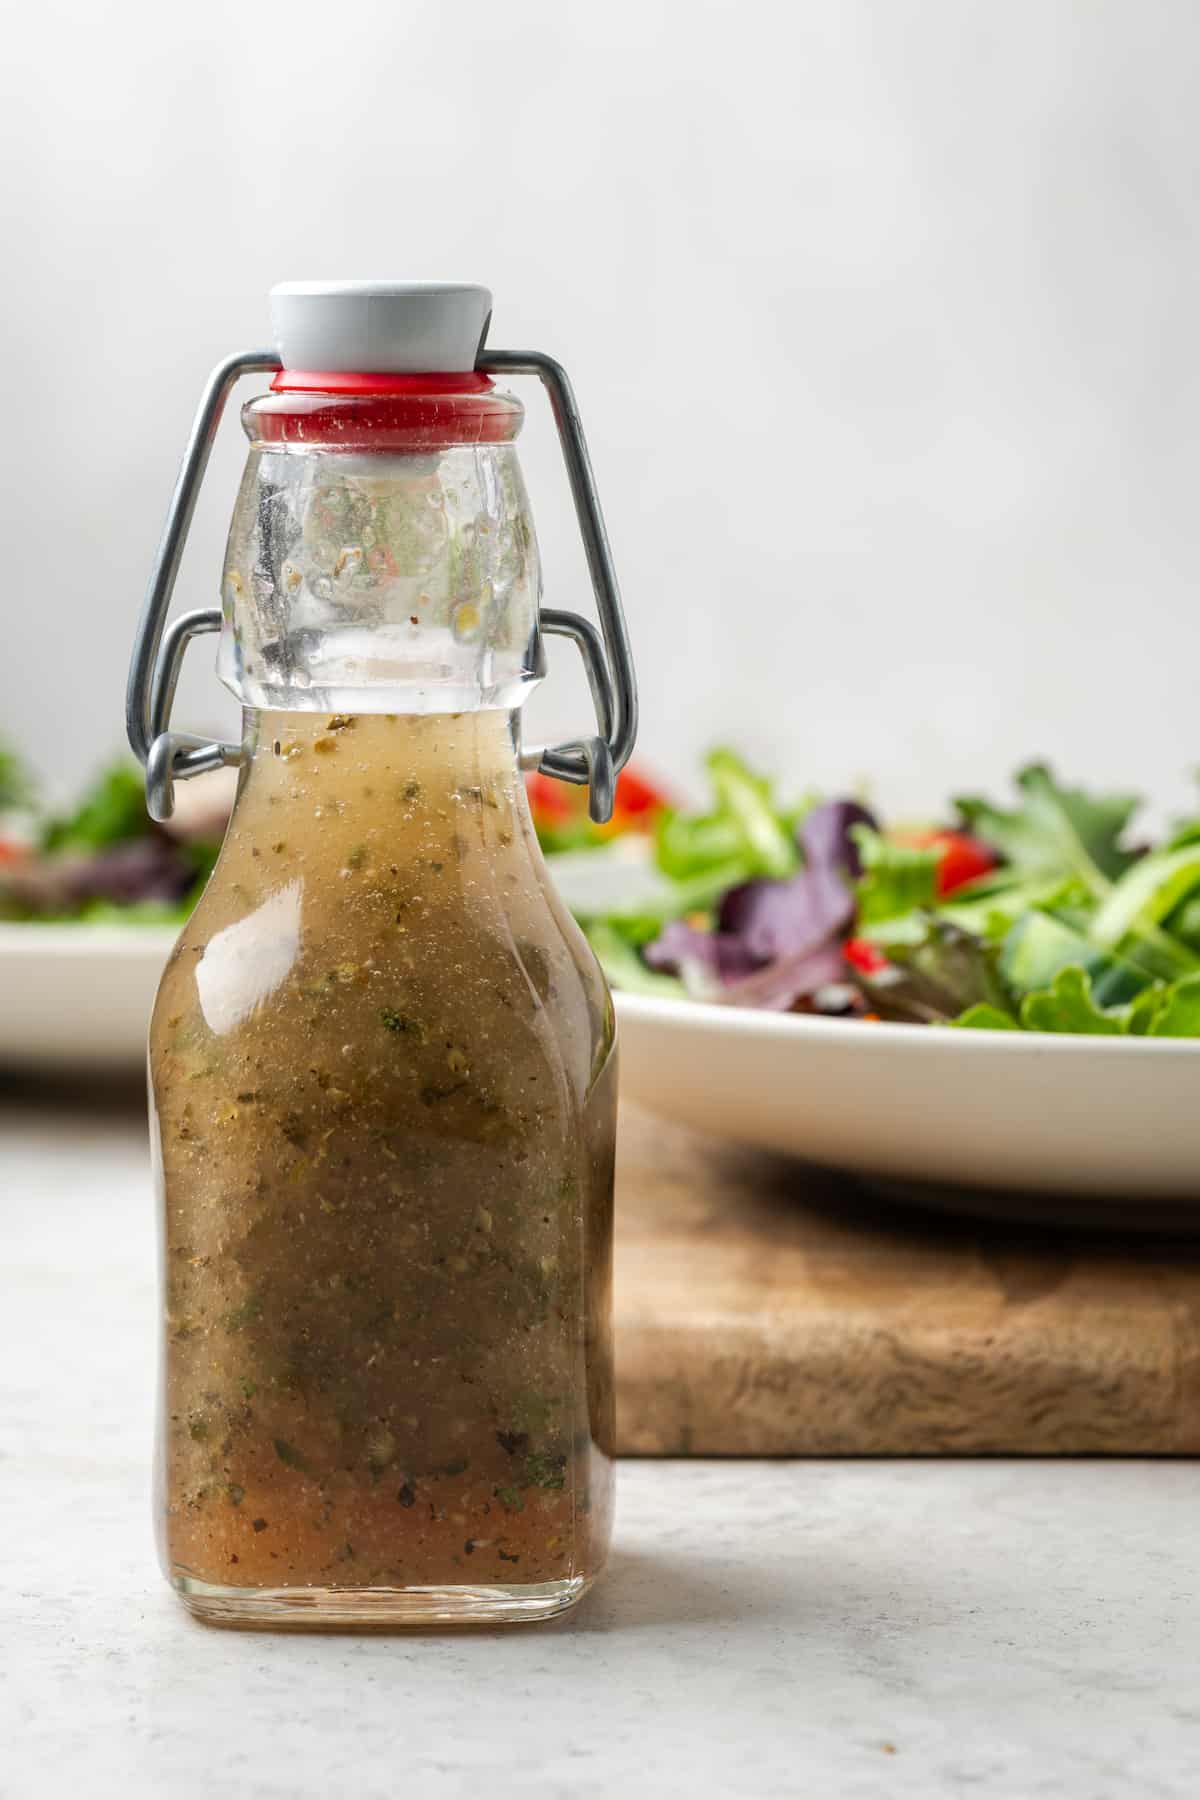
127,343,637,823
126,349,280,821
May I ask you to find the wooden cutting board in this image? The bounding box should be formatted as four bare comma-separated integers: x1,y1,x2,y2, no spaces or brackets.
613,1106,1200,1454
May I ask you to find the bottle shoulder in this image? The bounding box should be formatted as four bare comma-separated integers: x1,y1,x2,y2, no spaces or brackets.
152,782,611,1117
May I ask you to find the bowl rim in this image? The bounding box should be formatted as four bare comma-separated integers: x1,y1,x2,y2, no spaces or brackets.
614,987,1200,1059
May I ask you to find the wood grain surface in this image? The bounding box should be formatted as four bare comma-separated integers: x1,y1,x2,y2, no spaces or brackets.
613,1106,1200,1454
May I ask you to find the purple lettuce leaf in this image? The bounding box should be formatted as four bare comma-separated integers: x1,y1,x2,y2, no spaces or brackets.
643,920,759,986
641,793,878,1011
800,799,878,877
1,835,198,915
716,943,849,1012
716,863,854,962
65,837,198,905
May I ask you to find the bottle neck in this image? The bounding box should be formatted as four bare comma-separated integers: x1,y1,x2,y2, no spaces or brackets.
220,416,541,718
211,708,555,964
234,707,531,825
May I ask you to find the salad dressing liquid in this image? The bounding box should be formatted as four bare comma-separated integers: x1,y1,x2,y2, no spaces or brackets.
150,709,616,1624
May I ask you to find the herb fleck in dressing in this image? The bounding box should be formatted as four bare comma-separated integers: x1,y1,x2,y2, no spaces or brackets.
151,711,616,1614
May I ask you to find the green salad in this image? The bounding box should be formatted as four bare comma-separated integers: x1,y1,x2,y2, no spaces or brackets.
548,753,1200,1039
8,736,1200,1040
0,749,221,925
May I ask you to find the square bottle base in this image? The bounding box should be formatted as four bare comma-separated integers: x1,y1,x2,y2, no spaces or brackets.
172,1573,593,1629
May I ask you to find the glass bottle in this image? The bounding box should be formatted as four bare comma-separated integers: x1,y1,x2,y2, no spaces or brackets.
131,283,636,1627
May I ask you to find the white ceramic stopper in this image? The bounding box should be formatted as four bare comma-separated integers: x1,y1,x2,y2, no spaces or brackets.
269,281,493,373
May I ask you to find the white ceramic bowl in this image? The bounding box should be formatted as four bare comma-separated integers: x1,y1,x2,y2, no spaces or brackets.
4,925,1199,1217
0,924,172,1071
615,990,1200,1204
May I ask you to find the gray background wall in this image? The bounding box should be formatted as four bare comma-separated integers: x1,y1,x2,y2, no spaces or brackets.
4,0,1198,822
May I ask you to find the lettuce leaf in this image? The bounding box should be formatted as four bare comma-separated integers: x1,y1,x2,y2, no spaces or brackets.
1147,973,1200,1037
851,826,939,926
935,872,1089,943
1165,893,1200,953
853,919,1012,1024
954,965,1200,1036
1018,967,1124,1034
654,808,747,880
999,910,1153,1006
955,763,1138,891
0,742,34,812
1123,985,1170,1035
1090,846,1200,954
653,749,809,883
41,762,149,852
704,748,799,880
583,921,686,998
954,1004,1020,1031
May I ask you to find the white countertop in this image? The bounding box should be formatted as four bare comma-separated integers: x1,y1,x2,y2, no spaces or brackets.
4,1083,1200,1799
